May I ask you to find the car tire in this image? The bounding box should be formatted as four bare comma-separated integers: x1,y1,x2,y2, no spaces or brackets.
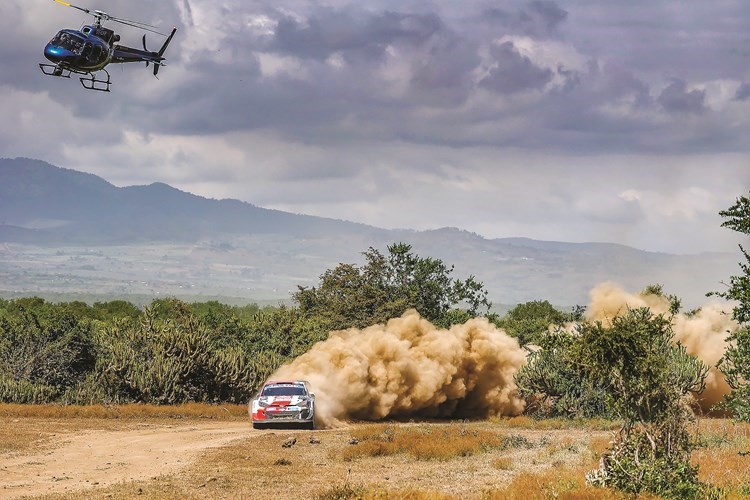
305,411,316,430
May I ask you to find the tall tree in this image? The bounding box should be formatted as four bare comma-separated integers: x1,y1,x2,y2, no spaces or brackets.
714,193,750,420
293,243,490,328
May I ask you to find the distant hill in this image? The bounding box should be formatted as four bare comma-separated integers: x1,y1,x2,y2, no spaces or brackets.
0,157,739,307
0,157,379,244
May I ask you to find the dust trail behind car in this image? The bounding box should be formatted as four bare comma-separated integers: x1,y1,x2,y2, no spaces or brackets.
272,310,527,428
585,282,738,411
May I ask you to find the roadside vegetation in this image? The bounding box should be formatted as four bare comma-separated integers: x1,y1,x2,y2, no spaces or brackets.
2,194,750,498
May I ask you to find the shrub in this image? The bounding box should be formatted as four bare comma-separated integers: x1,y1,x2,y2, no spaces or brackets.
581,308,708,498
514,327,615,419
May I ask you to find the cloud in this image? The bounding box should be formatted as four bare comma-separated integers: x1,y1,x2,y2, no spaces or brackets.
270,9,444,63
657,80,707,114
479,41,553,94
734,82,750,101
482,1,568,38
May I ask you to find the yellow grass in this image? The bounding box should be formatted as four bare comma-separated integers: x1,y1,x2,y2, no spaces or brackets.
692,418,750,494
340,423,513,461
496,415,620,431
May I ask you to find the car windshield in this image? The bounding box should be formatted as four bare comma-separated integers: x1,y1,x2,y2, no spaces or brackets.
261,385,307,396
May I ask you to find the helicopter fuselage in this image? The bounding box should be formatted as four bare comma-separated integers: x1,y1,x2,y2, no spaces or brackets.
44,26,114,73
44,25,115,73
40,1,177,92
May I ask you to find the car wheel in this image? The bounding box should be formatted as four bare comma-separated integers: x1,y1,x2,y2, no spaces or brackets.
306,412,316,430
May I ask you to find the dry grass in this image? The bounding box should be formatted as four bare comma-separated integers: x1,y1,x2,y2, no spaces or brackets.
340,423,518,461
482,435,643,500
692,418,750,493
12,414,750,499
0,402,248,420
491,457,514,470
496,415,620,431
0,427,54,454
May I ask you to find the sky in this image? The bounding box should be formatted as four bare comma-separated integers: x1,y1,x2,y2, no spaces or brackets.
2,0,750,254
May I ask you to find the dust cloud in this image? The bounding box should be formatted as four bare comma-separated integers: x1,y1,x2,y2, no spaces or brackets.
271,283,736,426
585,282,738,411
272,310,527,427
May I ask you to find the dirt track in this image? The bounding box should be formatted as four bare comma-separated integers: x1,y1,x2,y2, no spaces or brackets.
0,421,253,499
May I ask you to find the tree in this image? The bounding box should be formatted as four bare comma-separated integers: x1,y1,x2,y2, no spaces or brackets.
713,193,750,420
293,243,491,328
498,300,583,345
583,308,708,498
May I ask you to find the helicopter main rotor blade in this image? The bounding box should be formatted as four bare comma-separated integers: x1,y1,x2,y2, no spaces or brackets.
109,15,161,30
53,0,170,37
52,0,91,14
110,18,169,37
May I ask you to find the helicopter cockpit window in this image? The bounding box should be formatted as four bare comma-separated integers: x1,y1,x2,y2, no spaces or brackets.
52,32,85,53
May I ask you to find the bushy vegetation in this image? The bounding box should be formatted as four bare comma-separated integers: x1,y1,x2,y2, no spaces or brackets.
515,327,615,419
581,308,708,498
496,300,584,346
0,296,335,405
0,243,490,405
516,292,711,497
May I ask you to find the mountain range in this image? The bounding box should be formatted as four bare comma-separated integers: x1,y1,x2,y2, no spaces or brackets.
0,157,739,308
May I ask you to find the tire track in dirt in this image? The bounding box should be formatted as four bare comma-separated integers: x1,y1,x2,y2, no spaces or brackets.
0,421,254,498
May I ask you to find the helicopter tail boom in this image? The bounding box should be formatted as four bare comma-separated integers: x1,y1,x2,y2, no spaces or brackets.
111,27,177,76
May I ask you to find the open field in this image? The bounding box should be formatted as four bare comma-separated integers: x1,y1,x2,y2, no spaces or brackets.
0,406,749,499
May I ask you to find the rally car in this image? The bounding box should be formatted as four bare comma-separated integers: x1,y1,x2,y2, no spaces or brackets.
250,380,316,430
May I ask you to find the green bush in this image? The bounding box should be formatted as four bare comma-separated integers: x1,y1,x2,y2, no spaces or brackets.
515,327,615,418
581,308,708,498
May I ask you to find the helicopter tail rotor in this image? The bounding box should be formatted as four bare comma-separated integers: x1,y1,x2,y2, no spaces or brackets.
142,34,150,68
153,27,176,77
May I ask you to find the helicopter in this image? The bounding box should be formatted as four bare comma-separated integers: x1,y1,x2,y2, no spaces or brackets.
40,0,177,92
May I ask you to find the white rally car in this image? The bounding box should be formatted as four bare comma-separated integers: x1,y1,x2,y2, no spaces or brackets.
250,380,316,430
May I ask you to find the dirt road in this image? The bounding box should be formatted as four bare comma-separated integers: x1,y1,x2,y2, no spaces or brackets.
0,421,252,499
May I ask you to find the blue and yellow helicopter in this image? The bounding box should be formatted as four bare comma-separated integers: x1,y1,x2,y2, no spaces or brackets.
40,0,177,92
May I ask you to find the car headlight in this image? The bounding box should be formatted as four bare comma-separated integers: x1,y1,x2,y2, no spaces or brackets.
296,399,309,408
256,399,269,408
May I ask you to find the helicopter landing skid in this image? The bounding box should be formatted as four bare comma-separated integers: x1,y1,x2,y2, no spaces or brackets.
79,69,111,92
39,63,72,78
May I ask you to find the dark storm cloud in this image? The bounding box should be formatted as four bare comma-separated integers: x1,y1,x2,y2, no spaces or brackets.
3,0,750,159
734,83,750,101
482,1,568,37
479,41,553,94
657,80,706,114
270,9,443,62
408,33,480,105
